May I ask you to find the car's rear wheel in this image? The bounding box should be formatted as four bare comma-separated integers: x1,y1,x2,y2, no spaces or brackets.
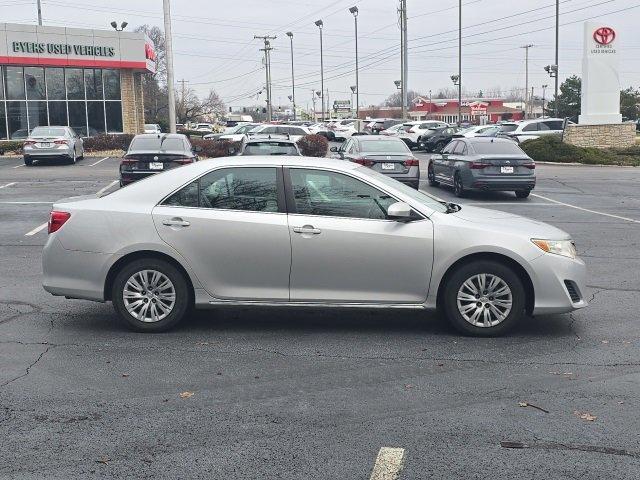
453,172,465,197
427,163,439,186
24,156,33,166
515,190,530,199
442,260,526,336
67,150,76,165
112,258,191,332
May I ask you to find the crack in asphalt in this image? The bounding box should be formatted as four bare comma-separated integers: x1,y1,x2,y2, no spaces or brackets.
0,344,56,389
586,285,640,293
502,440,640,459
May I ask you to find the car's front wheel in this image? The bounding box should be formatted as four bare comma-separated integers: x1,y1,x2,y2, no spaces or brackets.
427,163,439,186
442,260,526,336
112,258,191,332
453,172,465,197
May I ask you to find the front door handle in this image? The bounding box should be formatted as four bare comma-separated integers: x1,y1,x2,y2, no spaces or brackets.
293,225,321,235
162,217,190,227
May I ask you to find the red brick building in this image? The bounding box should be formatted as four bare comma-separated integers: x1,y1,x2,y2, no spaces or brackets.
409,97,524,124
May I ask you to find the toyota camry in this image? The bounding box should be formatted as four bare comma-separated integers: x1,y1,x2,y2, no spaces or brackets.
42,156,587,336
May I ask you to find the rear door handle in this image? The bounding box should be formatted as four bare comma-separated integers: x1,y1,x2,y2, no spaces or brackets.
162,217,190,227
293,225,321,235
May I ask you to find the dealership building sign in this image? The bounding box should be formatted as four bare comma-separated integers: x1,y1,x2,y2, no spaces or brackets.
579,22,621,125
0,23,155,73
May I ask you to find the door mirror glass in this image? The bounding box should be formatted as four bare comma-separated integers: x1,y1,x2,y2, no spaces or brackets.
387,201,413,222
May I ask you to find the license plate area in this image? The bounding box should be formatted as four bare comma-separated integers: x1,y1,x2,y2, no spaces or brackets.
501,166,514,174
39,142,53,148
381,162,396,170
149,162,164,170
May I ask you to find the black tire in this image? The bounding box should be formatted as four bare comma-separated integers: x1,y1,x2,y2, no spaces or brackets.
112,258,191,332
515,190,530,199
427,163,439,186
453,172,465,197
442,260,526,336
24,156,33,166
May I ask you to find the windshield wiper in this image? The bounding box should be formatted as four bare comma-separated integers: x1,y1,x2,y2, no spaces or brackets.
440,201,461,213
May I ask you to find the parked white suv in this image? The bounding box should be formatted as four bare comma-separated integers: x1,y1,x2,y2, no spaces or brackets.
398,121,448,148
248,124,310,143
502,118,566,143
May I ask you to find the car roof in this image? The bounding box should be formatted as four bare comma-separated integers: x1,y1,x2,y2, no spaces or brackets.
133,133,187,139
466,137,516,144
355,135,404,141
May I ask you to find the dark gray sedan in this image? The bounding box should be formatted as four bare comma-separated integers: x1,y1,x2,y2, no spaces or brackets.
331,136,420,189
427,137,536,198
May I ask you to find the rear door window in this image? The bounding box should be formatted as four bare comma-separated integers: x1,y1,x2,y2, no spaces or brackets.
522,123,539,132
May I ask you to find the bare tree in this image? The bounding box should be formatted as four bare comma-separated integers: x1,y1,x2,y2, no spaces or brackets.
383,89,422,107
176,87,226,123
134,25,168,126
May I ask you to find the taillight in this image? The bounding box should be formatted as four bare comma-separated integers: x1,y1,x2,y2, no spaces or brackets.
173,158,193,165
470,162,490,169
354,158,373,167
54,139,69,145
23,140,36,146
48,211,71,234
403,159,419,167
523,162,536,169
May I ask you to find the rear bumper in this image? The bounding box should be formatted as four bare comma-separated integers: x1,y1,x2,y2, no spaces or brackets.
381,167,420,188
465,172,536,192
119,170,160,184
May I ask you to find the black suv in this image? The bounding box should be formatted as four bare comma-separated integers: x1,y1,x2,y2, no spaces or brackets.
371,119,405,135
418,126,462,152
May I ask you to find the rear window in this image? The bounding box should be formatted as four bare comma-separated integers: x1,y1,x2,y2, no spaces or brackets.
471,141,524,155
358,139,410,154
129,137,187,152
243,142,299,156
31,127,67,136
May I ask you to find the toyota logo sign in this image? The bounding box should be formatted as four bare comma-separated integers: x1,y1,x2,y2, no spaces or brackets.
593,27,615,45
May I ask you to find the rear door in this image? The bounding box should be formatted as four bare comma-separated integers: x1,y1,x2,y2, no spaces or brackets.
152,166,291,300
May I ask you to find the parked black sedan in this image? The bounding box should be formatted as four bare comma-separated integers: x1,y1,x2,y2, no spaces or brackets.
427,137,536,198
119,134,200,186
331,135,420,189
418,126,462,152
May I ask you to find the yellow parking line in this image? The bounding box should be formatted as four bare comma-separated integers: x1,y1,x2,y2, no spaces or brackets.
369,447,406,480
531,192,640,224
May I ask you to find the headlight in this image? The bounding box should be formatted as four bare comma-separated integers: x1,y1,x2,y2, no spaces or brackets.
531,239,576,259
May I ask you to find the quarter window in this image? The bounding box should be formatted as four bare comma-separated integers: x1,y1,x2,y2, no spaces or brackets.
522,123,538,132
289,168,395,220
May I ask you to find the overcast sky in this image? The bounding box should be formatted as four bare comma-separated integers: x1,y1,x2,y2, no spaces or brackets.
5,0,640,108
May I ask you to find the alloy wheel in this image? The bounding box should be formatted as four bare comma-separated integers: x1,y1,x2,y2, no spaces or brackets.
456,273,513,327
123,269,176,323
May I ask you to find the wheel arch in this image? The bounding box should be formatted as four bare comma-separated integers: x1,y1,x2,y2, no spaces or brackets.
104,250,195,302
435,252,535,315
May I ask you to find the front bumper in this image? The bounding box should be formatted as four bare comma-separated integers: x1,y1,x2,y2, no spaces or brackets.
530,253,588,315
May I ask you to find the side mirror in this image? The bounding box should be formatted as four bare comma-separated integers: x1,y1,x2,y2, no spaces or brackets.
387,201,413,222
330,146,338,152
193,145,203,153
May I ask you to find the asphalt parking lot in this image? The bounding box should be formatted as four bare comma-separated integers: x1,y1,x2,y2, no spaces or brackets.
1,153,639,479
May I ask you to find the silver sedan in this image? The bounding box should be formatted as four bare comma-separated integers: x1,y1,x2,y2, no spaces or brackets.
42,156,587,336
23,126,84,166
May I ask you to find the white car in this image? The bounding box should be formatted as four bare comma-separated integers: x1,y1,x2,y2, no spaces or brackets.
458,125,499,138
308,123,336,140
502,118,566,143
206,123,260,142
380,123,406,136
248,124,310,143
332,119,367,141
398,121,448,148
144,124,161,134
194,123,214,133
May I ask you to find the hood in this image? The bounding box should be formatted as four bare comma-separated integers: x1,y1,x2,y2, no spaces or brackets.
451,205,570,240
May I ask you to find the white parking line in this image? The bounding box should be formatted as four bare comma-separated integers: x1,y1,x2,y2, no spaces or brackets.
531,192,640,224
369,447,406,480
461,202,557,206
0,182,16,189
0,201,52,204
25,222,48,236
89,156,110,166
12,164,24,169
96,180,118,196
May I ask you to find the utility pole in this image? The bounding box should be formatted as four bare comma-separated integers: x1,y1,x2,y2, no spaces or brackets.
530,86,534,117
311,90,317,121
255,35,276,122
37,0,42,25
177,79,188,124
542,84,548,118
398,0,408,119
458,0,462,125
521,44,534,119
326,88,330,119
163,0,177,133
554,0,559,117
349,6,359,119
286,32,296,120
315,20,324,121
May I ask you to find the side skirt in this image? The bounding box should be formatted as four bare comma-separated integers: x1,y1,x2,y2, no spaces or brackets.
204,299,428,309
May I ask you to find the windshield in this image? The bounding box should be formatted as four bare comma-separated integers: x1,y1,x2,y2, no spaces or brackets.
129,137,186,152
358,140,410,154
243,142,298,155
472,141,525,155
30,127,67,137
358,167,448,213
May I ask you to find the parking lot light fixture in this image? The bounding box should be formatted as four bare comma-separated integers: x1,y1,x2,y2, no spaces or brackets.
349,6,359,119
315,20,325,121
394,80,401,90
110,21,128,31
286,31,296,120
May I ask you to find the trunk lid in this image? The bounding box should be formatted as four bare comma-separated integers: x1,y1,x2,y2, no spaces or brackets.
474,155,534,176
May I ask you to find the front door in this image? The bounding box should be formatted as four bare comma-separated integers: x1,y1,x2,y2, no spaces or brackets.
152,166,291,300
285,167,433,303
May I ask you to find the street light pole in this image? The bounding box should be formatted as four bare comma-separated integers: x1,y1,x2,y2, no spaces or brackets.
286,32,296,120
398,0,408,119
542,84,548,118
162,0,177,133
349,6,359,119
554,0,559,117
37,0,42,25
520,44,534,119
458,0,462,125
315,20,325,121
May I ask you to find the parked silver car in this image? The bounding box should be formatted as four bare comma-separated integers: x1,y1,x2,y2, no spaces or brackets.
42,156,587,336
23,126,84,166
